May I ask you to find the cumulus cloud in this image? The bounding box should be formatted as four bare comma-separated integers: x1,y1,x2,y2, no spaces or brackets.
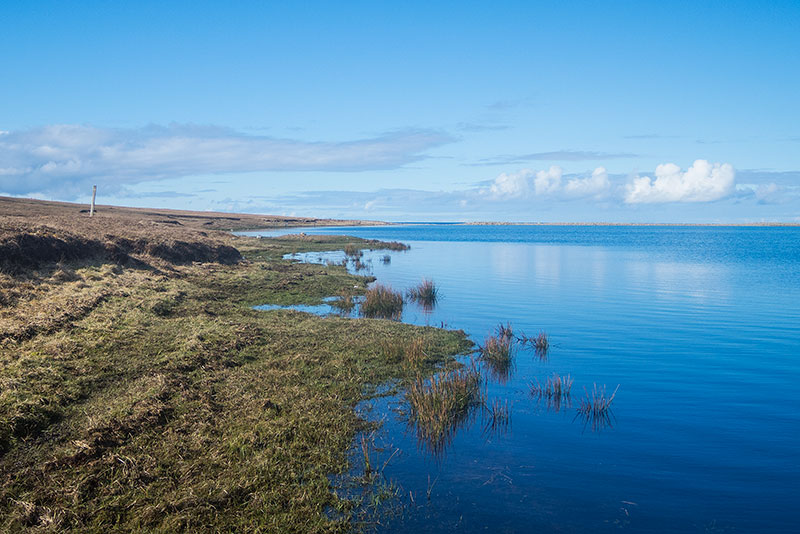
564,167,610,198
485,166,611,200
0,123,452,196
534,166,562,195
624,160,735,204
489,169,534,198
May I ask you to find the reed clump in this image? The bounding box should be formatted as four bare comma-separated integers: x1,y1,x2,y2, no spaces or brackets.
483,398,511,435
530,373,573,411
519,330,549,358
479,333,513,364
343,244,363,257
576,383,619,431
497,322,514,341
406,363,484,455
360,284,404,320
534,332,549,353
329,292,355,314
407,279,439,308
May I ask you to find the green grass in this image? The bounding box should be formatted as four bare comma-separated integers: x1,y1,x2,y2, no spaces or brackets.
478,331,515,383
407,279,439,308
405,363,484,456
0,235,470,532
360,284,404,320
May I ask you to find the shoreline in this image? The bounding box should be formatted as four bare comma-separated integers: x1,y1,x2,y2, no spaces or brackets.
0,198,469,531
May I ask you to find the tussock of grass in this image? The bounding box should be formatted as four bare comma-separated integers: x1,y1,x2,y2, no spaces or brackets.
518,330,549,359
478,331,514,383
530,373,573,400
530,373,573,412
406,363,484,456
330,292,355,314
344,244,363,257
497,322,513,341
407,279,439,308
576,383,619,431
360,284,404,320
479,333,513,363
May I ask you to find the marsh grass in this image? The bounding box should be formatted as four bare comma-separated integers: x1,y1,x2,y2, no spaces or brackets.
344,244,363,258
403,337,428,368
0,226,471,532
377,336,427,369
530,373,573,412
407,279,439,309
360,284,404,320
479,329,515,383
330,292,355,314
576,383,619,431
497,322,514,341
406,363,484,456
480,333,513,362
352,257,372,272
482,398,511,436
518,330,549,359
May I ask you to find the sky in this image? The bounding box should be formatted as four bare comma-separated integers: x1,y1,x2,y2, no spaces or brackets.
1,0,799,222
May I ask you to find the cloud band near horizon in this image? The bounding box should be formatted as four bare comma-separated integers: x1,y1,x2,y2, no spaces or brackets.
0,123,453,196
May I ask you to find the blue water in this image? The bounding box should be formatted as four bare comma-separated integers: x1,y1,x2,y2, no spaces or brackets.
243,225,800,533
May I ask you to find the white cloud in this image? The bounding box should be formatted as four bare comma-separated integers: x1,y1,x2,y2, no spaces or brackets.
564,167,610,198
489,169,534,198
534,166,562,195
0,123,452,196
624,160,735,204
486,165,610,200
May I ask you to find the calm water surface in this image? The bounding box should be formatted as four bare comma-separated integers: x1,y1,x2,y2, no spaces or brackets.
243,225,800,533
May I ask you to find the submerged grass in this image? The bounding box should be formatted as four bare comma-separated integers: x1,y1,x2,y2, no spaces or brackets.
576,383,619,431
0,225,471,532
406,363,484,457
360,284,404,320
530,373,573,412
407,279,439,308
479,328,515,383
518,330,549,359
482,398,511,436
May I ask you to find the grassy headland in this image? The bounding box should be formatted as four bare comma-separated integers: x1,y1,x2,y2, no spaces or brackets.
0,197,470,532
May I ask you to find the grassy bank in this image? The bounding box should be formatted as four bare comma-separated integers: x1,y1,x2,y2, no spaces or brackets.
0,203,470,532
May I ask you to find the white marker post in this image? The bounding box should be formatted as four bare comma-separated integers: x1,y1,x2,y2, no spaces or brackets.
90,185,97,217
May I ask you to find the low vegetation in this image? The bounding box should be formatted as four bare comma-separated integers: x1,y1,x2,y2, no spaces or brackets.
479,331,513,364
518,330,549,359
530,373,573,412
0,199,471,532
405,363,484,456
483,398,511,435
407,278,439,309
576,384,619,431
360,284,404,320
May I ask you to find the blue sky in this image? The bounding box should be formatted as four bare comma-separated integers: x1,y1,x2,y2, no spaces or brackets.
2,0,799,222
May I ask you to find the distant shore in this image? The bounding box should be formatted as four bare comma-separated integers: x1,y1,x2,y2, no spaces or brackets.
458,221,800,227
